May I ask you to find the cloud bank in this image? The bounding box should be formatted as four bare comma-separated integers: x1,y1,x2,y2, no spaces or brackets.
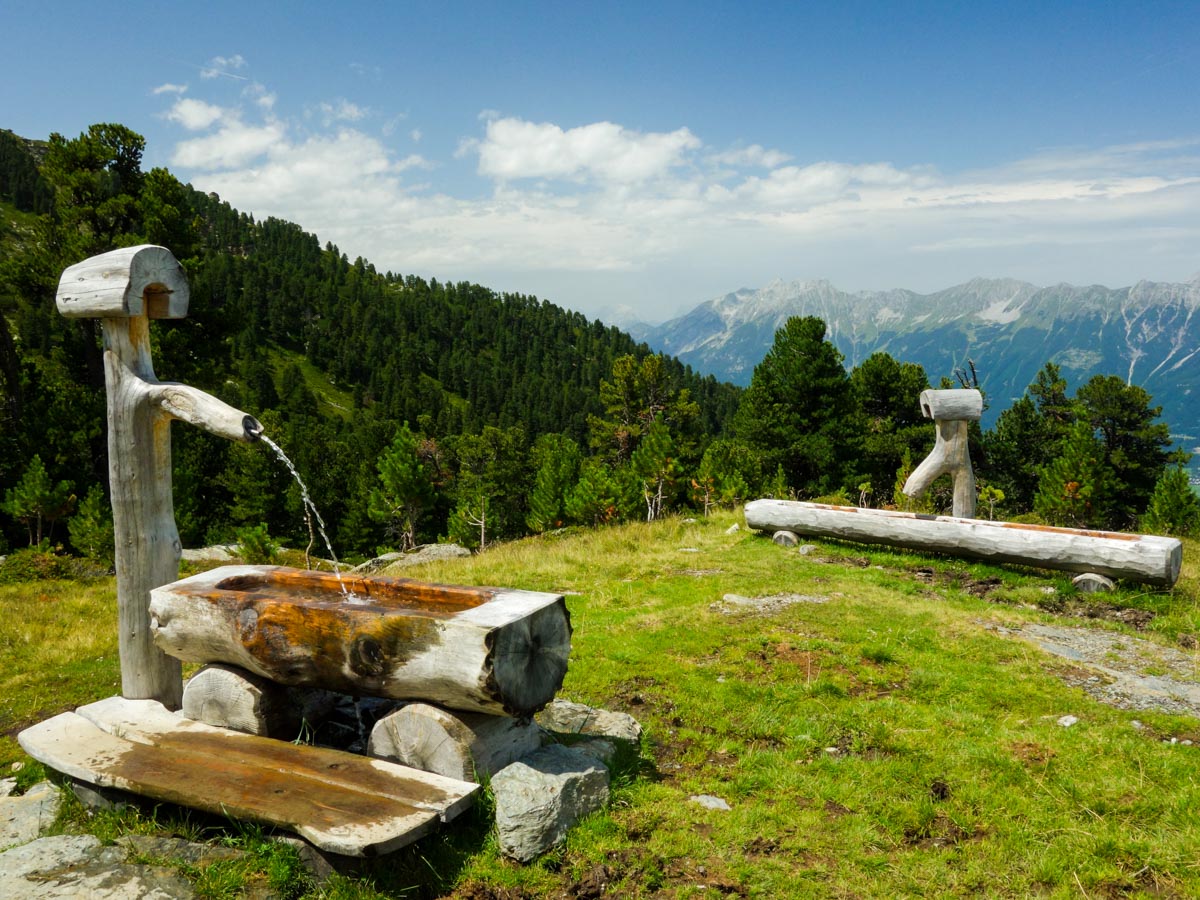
158,76,1200,319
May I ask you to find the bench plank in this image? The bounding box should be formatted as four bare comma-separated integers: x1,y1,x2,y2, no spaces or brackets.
19,698,479,857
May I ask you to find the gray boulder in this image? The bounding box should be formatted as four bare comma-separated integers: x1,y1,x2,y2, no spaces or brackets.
0,834,197,898
492,744,610,862
537,699,642,744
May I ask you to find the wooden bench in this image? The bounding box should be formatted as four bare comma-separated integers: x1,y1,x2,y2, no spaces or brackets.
19,697,478,857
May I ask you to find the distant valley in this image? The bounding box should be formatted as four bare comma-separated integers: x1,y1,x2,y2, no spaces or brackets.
627,276,1200,443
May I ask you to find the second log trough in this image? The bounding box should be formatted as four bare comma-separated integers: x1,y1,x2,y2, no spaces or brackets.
745,499,1183,587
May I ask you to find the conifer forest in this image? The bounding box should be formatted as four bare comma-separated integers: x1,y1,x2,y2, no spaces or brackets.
0,125,1193,567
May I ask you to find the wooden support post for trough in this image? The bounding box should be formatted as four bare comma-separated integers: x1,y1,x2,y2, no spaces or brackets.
182,664,336,739
745,499,1183,586
368,702,544,782
57,246,263,709
903,389,983,519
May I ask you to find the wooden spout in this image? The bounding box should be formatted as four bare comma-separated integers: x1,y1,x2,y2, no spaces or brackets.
903,388,983,518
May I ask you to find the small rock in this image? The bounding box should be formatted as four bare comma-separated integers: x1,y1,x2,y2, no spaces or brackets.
678,547,700,553
682,518,697,524
11,762,23,772
0,779,16,798
1131,720,1144,730
71,779,135,812
725,523,740,535
798,544,818,555
772,530,799,548
537,700,643,744
0,780,61,848
492,744,610,862
1058,715,1079,727
689,794,731,811
180,544,236,562
377,543,472,573
1072,573,1116,593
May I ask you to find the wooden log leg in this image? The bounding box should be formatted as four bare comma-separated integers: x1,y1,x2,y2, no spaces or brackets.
183,664,299,737
904,419,976,518
368,702,543,781
952,462,976,520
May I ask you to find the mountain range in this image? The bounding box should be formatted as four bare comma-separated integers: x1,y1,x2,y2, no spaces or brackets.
627,277,1200,442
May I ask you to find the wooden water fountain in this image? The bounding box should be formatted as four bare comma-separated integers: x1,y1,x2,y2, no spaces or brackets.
19,247,572,855
745,388,1183,587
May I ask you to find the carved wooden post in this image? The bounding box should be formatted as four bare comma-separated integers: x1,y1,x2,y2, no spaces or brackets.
57,246,262,709
902,389,983,519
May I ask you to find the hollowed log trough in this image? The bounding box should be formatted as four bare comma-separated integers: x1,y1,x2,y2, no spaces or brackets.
150,565,572,718
745,499,1183,587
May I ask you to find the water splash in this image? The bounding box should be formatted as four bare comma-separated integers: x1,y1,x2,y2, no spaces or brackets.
260,434,354,598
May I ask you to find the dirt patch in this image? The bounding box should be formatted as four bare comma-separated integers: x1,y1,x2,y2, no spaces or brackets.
452,884,537,900
903,813,983,849
710,592,829,616
989,622,1200,718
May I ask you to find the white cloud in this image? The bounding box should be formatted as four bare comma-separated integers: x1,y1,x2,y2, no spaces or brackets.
245,83,276,111
318,99,369,126
200,54,248,80
475,118,701,184
153,83,187,96
160,83,1200,317
708,144,791,169
172,120,287,169
165,98,226,131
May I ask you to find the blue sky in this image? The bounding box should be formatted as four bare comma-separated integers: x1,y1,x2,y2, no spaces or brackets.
5,1,1199,321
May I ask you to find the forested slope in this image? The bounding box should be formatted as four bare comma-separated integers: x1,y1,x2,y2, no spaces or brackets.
0,125,739,555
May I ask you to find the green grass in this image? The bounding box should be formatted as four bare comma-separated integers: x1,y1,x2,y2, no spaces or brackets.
4,513,1200,897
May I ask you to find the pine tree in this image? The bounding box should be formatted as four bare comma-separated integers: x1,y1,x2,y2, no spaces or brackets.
1034,420,1111,528
526,434,582,532
631,417,679,522
67,483,114,564
1141,464,1200,538
368,423,433,551
565,460,622,526
2,455,73,545
733,316,854,497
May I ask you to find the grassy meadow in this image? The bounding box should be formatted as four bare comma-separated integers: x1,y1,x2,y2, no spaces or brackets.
3,511,1200,898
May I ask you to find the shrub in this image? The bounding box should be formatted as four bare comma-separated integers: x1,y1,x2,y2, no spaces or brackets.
234,524,280,564
0,542,87,583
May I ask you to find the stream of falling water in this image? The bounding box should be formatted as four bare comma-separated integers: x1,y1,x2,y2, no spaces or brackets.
260,435,355,599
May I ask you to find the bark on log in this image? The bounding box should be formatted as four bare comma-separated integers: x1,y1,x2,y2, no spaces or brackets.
744,499,1183,586
368,702,543,781
151,566,572,717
